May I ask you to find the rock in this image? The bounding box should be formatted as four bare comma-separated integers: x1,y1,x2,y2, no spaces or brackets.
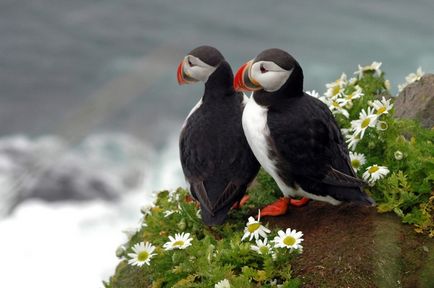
394,74,434,128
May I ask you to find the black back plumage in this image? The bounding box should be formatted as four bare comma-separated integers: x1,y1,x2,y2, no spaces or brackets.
180,54,260,225
253,49,373,205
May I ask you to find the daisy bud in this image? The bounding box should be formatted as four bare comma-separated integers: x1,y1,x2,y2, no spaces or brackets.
177,218,187,231
140,203,153,215
377,121,388,131
394,150,403,160
384,80,391,91
115,245,126,258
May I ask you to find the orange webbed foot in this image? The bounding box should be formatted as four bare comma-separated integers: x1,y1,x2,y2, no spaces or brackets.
259,197,291,217
289,197,310,207
231,195,251,209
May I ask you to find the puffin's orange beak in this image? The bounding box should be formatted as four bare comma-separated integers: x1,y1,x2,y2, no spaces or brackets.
177,60,187,85
177,59,199,85
234,60,262,92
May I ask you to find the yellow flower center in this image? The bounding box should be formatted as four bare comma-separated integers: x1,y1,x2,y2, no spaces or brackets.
247,223,260,233
351,159,361,169
137,251,149,262
332,101,340,108
378,122,388,130
361,118,371,129
173,240,185,247
376,106,386,114
259,246,269,254
368,166,379,174
332,85,341,96
283,236,296,246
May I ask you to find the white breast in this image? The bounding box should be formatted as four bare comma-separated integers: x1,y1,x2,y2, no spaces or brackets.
181,97,203,129
242,97,341,205
242,97,292,196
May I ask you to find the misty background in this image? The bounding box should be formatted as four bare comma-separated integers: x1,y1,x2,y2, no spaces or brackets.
0,0,433,287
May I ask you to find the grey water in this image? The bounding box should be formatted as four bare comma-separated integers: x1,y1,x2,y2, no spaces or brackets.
1,0,434,142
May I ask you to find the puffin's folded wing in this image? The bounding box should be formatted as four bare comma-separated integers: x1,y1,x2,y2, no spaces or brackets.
321,167,367,187
191,181,214,215
213,181,243,213
192,181,244,215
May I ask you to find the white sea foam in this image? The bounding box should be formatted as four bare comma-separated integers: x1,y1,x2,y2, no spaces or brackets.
0,132,185,288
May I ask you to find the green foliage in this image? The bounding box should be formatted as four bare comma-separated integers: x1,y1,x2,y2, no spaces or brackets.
105,188,301,288
322,66,434,236
241,169,282,210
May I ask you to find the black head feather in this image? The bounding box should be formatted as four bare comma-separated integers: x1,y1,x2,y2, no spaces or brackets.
188,45,225,67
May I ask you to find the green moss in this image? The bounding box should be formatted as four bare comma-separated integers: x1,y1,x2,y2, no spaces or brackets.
105,188,301,288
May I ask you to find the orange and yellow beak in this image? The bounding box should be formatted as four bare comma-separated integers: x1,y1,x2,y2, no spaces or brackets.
177,59,198,85
233,60,262,92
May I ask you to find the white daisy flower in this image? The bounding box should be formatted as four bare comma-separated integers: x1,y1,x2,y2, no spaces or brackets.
163,210,176,218
168,190,180,203
354,61,382,79
371,97,393,115
215,279,230,288
394,150,404,160
324,73,347,99
336,73,348,87
376,121,388,131
127,242,156,267
351,107,378,138
398,67,424,92
325,85,344,99
362,165,389,184
345,132,361,151
338,85,364,106
241,211,271,241
326,98,350,118
273,228,303,250
306,90,320,98
406,67,424,84
140,203,154,215
397,83,406,92
251,238,275,257
349,77,358,85
163,232,193,250
349,151,366,173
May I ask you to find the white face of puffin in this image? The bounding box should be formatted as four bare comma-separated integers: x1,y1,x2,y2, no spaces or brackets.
182,55,217,82
250,61,293,92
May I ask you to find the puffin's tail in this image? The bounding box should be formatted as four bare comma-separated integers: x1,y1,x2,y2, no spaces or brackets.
327,186,376,206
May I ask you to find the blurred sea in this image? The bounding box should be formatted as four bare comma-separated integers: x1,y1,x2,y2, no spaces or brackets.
0,0,433,287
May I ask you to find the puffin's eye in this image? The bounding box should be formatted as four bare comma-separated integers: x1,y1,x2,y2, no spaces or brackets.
260,64,268,73
187,58,195,67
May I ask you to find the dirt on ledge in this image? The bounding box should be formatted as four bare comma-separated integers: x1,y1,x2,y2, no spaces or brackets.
263,202,434,288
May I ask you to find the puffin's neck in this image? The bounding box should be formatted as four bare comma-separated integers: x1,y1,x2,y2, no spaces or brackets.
253,65,304,107
203,61,235,102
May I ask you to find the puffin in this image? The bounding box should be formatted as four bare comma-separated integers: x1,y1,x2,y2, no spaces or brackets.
177,45,260,225
233,48,374,216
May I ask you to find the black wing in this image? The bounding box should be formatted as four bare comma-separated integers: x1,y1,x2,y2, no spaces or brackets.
267,94,369,201
179,96,259,223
